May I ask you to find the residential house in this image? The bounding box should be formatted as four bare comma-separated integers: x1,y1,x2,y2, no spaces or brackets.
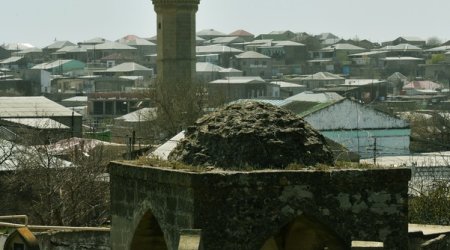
324,79,388,103
1,43,35,57
310,43,366,73
381,56,424,77
95,62,153,80
0,77,39,96
315,33,341,46
99,53,137,68
125,38,157,65
232,51,272,77
32,59,86,76
196,62,224,83
228,29,255,42
0,56,28,70
196,29,227,40
207,76,279,105
113,107,157,144
196,45,243,68
283,98,411,158
43,40,76,58
377,43,423,57
383,36,426,47
257,40,307,75
206,36,246,47
90,42,137,63
53,45,89,62
348,51,387,67
197,62,243,83
296,72,345,90
13,48,44,66
254,30,295,41
270,81,306,98
0,96,82,139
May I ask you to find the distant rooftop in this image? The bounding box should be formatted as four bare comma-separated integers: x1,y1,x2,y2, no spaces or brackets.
0,96,81,117
235,51,271,59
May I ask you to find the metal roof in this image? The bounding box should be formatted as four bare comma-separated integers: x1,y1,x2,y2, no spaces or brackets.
379,43,422,51
425,45,450,52
270,81,305,88
235,51,271,59
196,62,224,72
210,76,266,84
2,43,36,51
382,57,423,61
219,67,242,73
348,51,388,57
273,41,305,47
94,42,136,50
45,40,75,50
106,62,152,72
229,29,254,37
31,60,82,70
0,96,81,118
3,118,69,129
150,131,185,160
0,56,24,64
321,43,365,51
302,72,344,80
15,48,43,55
343,79,386,86
53,45,88,54
61,96,88,102
115,108,157,122
197,29,227,37
285,91,344,103
126,38,156,46
196,45,243,54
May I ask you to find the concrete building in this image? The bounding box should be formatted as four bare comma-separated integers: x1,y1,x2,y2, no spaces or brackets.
152,0,200,85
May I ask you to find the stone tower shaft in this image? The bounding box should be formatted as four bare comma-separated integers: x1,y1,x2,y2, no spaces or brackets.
151,0,200,85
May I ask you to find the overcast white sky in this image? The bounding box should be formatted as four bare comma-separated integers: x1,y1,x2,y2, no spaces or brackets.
2,0,449,47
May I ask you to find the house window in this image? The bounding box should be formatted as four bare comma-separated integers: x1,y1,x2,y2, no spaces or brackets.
158,22,162,30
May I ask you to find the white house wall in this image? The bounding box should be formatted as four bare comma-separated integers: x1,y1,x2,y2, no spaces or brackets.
303,99,409,131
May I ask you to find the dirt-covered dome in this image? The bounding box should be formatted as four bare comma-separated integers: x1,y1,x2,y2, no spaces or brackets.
168,101,334,169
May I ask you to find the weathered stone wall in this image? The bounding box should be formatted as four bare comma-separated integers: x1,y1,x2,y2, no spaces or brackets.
36,231,110,249
110,162,411,250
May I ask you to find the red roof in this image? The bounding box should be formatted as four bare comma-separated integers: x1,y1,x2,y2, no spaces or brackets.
229,29,254,37
403,80,443,90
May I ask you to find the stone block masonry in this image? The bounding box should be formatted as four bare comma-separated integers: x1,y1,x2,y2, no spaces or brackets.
110,162,411,250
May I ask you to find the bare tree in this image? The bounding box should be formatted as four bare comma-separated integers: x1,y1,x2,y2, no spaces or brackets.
147,80,206,141
2,137,119,226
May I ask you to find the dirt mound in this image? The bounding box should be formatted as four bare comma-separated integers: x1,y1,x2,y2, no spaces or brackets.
168,101,334,169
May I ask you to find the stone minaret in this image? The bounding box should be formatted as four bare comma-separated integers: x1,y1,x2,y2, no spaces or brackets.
151,0,200,85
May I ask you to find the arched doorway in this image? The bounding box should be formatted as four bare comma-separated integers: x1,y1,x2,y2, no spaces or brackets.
260,214,346,250
130,210,168,250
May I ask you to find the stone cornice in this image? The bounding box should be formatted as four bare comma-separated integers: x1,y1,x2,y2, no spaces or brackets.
152,0,200,8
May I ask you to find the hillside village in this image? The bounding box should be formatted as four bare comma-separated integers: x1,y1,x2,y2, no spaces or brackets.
1,30,450,159
2,27,450,249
